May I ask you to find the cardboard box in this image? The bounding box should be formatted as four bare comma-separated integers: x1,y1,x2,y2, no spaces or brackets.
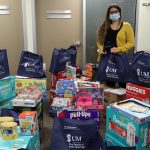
56,79,77,98
19,111,38,136
58,110,100,129
0,76,16,103
13,98,41,107
126,83,150,104
104,88,126,104
106,133,127,147
0,127,40,150
77,87,104,106
106,99,150,150
15,77,46,101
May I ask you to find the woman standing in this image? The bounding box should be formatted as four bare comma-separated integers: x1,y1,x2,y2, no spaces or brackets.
96,4,135,87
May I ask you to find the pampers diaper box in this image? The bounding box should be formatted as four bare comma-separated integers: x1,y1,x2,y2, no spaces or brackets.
106,99,150,150
0,76,16,103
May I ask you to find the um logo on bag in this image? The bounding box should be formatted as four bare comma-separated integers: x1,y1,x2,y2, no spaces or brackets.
66,134,82,143
24,62,35,67
106,66,117,74
137,68,149,79
0,65,4,74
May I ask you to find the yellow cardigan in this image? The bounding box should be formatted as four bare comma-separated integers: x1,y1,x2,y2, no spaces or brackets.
97,22,135,62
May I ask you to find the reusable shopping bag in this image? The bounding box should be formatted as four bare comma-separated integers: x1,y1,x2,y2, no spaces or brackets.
50,118,102,150
128,51,150,87
49,45,76,74
0,49,10,79
17,51,45,78
96,53,129,83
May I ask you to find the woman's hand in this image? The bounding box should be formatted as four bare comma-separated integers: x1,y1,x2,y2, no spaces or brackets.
111,47,118,53
97,49,106,54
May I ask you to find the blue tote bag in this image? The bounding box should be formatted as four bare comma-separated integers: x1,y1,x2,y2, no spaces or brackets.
50,118,103,150
17,51,45,78
0,49,10,79
96,53,129,83
128,51,150,87
49,45,76,74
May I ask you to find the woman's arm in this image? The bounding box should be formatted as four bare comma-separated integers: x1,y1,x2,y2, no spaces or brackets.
116,23,135,53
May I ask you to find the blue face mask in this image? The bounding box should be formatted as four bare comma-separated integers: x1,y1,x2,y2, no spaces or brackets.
109,13,120,21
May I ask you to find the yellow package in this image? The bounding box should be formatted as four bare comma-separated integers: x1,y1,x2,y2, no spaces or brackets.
0,117,14,133
1,122,18,140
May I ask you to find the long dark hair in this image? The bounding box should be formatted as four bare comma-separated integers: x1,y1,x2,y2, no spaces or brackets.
97,4,122,45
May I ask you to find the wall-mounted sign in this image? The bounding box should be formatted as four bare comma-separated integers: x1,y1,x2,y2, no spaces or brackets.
0,5,11,15
46,10,71,19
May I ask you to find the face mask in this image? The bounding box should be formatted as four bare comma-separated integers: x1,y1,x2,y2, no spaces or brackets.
109,13,120,21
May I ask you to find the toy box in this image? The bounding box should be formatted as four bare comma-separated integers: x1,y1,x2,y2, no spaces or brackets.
15,77,46,101
51,97,75,107
86,63,97,79
76,92,93,107
77,87,104,105
58,110,100,129
0,76,16,103
106,99,150,150
56,79,77,98
76,81,100,88
19,111,38,136
126,83,150,104
66,65,76,78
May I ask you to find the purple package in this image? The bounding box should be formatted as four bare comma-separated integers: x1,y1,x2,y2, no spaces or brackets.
65,110,100,129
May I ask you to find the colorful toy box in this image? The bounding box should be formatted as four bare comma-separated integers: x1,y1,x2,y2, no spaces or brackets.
126,83,150,104
15,77,46,101
76,92,93,107
77,87,104,105
86,63,97,79
76,87,104,110
0,76,16,103
51,97,75,107
66,65,76,78
106,99,150,150
19,111,38,136
56,79,77,98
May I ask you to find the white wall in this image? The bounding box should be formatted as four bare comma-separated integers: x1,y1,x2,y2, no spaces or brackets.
22,0,36,53
136,0,150,52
